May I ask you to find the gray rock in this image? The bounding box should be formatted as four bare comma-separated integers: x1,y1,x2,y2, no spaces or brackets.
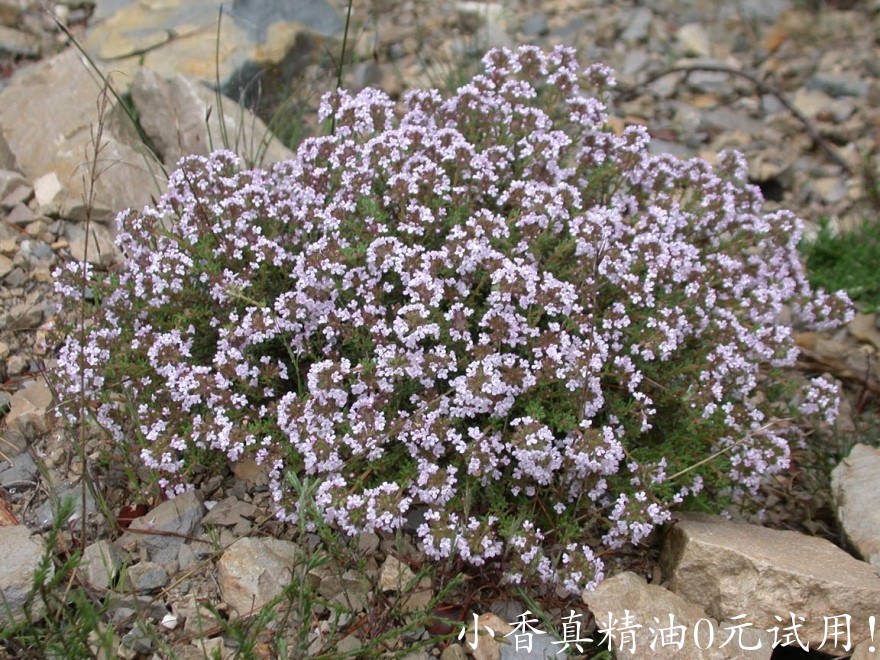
0,169,26,199
832,444,880,568
201,496,258,528
117,490,205,564
0,428,27,455
4,202,33,225
809,72,870,98
84,0,342,98
0,253,11,278
0,451,37,487
736,0,792,22
520,13,548,37
68,225,118,268
217,537,300,616
620,7,653,43
662,512,880,652
32,484,97,529
130,68,294,170
0,525,52,626
120,626,153,655
1,185,31,211
81,540,125,591
123,561,169,593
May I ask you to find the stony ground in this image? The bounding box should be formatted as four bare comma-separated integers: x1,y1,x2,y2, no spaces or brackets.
1,0,880,658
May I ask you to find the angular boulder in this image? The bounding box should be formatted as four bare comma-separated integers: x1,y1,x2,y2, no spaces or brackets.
832,443,880,568
585,571,770,659
217,537,300,616
662,512,880,655
130,68,294,169
0,49,166,222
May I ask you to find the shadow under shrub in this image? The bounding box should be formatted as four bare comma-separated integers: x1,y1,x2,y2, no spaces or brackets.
50,45,852,596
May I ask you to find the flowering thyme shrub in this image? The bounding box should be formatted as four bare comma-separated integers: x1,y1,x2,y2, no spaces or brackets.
52,46,851,594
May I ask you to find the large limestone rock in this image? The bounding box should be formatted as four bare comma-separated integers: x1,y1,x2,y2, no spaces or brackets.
217,537,300,616
662,512,880,654
584,572,770,659
0,49,165,222
84,0,342,101
832,443,880,568
130,68,294,169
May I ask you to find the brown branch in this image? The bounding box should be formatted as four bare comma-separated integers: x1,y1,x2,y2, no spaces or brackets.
615,64,853,175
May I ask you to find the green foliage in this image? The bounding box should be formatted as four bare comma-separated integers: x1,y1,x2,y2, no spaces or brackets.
802,217,880,312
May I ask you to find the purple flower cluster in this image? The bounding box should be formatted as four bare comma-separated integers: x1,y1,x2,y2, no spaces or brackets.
52,45,851,595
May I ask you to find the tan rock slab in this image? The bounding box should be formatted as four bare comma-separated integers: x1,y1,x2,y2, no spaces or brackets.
662,512,880,654
378,555,417,593
462,612,512,660
585,571,769,659
832,444,880,568
0,49,165,223
217,537,299,616
5,378,53,437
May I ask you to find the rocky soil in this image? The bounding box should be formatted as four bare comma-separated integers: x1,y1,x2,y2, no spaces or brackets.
1,0,880,658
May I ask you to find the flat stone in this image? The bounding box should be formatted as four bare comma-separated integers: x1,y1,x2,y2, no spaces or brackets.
202,496,257,528
0,169,26,199
217,536,300,616
68,225,118,268
677,23,712,58
117,490,205,564
832,444,880,569
5,378,53,438
32,483,97,528
123,561,169,593
792,88,834,119
662,512,880,653
32,172,63,217
809,72,870,98
585,571,769,659
1,185,32,211
0,49,166,223
0,525,52,626
0,451,37,487
81,540,125,591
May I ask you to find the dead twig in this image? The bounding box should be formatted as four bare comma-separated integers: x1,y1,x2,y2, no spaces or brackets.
615,64,853,175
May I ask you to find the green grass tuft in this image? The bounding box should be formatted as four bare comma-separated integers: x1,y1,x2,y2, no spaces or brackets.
802,218,880,312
